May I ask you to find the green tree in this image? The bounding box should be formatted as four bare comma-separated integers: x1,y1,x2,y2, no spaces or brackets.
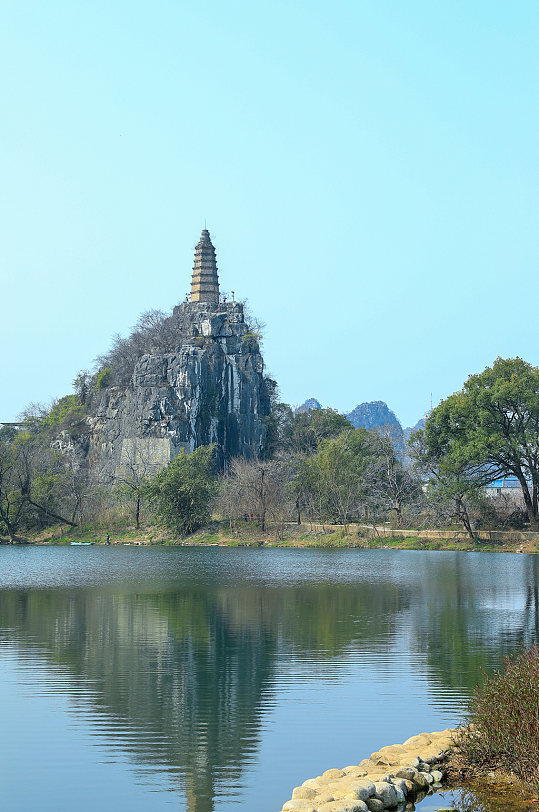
144,445,216,536
284,407,352,455
410,424,489,539
295,428,372,530
413,357,539,529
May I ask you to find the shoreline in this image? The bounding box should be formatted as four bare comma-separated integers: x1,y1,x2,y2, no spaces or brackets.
277,728,456,812
9,521,539,554
276,729,531,812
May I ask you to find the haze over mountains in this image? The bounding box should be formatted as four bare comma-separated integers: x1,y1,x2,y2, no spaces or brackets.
296,398,427,453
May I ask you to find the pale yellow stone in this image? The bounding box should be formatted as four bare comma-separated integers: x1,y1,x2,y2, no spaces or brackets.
370,744,406,766
403,733,432,748
343,767,368,778
282,800,317,811
322,769,346,781
302,777,322,789
292,786,318,800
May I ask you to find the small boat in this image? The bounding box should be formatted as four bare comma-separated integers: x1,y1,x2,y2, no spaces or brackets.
70,542,94,545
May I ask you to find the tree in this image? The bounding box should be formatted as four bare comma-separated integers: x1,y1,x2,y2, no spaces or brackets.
0,440,28,542
218,457,290,534
409,426,488,539
282,408,352,455
295,429,372,531
144,445,216,536
414,357,539,529
364,435,421,527
114,441,155,528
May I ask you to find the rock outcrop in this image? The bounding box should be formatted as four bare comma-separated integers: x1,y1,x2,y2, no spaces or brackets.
85,299,269,480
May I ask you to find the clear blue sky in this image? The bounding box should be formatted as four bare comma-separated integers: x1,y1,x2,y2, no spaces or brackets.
1,1,537,427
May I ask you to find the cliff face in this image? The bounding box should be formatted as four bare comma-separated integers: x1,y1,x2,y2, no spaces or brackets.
85,301,268,480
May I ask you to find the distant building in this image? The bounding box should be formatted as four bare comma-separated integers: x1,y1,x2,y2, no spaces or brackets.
485,477,526,508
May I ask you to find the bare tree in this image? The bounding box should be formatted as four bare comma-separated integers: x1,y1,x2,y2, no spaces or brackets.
364,436,421,527
113,440,156,528
218,458,291,534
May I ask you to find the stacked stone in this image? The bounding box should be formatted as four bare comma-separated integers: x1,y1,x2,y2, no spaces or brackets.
278,729,455,812
191,229,220,304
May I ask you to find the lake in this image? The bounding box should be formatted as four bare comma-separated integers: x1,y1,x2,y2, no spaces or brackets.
1,547,537,812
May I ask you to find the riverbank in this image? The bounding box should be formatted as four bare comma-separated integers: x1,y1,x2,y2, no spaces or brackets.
23,520,539,553
278,728,455,811
277,729,536,812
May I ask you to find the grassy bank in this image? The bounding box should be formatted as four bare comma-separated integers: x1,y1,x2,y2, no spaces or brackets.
27,520,539,553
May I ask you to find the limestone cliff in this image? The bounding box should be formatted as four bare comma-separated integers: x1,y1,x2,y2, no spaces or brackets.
85,300,269,480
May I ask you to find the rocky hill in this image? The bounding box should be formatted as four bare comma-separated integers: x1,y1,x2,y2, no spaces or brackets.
84,300,269,481
346,400,405,456
295,398,322,414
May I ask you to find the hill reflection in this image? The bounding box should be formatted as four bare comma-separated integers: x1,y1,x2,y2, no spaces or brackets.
1,549,538,811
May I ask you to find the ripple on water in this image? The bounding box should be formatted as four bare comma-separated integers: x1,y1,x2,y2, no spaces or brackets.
1,546,537,812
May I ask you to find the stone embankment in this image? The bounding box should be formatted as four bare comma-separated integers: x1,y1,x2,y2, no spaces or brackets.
278,729,456,812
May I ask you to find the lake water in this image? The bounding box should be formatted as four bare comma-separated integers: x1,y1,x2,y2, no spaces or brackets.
1,547,537,812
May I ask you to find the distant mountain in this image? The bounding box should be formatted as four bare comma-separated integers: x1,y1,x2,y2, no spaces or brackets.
295,398,322,414
403,416,427,444
295,397,426,461
346,400,405,457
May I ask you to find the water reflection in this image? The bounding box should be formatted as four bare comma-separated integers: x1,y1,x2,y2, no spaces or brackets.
1,549,538,811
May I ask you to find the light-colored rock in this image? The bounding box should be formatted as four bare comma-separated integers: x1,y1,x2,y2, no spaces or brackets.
343,767,368,778
322,769,347,782
344,782,375,801
303,778,321,788
318,802,369,812
282,801,317,811
292,787,318,801
403,734,432,748
365,799,385,812
278,729,456,812
373,781,398,808
395,768,417,782
370,746,406,766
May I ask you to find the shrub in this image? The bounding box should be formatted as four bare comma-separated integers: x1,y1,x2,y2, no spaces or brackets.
43,395,84,430
144,445,216,536
95,367,112,391
456,645,539,784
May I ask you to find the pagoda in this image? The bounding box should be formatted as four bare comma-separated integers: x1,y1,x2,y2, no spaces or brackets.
190,229,220,304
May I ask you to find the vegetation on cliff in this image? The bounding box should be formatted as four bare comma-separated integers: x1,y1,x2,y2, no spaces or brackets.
2,356,539,544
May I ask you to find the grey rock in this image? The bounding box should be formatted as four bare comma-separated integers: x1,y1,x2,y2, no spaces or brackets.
412,773,430,790
395,768,417,782
374,781,398,808
392,779,408,796
76,301,269,481
366,800,385,812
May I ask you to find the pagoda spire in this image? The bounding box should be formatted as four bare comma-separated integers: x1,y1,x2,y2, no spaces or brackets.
190,229,220,304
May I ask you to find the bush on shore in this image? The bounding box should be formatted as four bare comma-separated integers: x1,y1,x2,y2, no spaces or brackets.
456,645,539,785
